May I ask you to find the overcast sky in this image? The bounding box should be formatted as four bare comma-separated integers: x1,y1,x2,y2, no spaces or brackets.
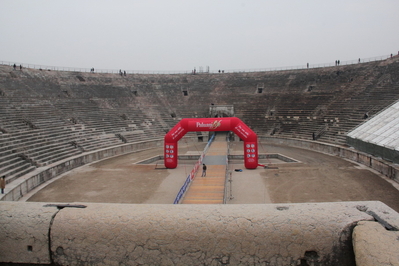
1,0,398,72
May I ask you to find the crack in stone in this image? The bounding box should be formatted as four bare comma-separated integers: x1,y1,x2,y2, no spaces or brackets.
47,207,62,265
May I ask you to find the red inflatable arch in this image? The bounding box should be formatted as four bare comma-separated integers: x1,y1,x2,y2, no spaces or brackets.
164,117,258,169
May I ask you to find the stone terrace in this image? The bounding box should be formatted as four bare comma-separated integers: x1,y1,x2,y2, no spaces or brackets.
0,56,399,186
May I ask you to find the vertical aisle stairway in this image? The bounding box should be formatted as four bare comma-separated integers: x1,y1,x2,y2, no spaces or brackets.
181,134,228,204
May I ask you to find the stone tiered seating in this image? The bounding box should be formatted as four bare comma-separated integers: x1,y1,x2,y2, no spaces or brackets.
0,127,82,164
0,57,399,189
0,148,35,184
54,99,151,135
317,71,399,143
28,142,82,166
74,134,122,152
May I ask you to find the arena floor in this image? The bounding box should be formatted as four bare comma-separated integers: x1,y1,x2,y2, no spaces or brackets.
24,141,399,213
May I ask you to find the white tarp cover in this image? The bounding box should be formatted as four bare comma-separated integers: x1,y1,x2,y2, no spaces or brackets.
347,101,399,151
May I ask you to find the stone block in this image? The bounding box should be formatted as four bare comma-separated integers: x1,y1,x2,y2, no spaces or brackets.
0,202,58,264
2,201,399,265
353,221,399,266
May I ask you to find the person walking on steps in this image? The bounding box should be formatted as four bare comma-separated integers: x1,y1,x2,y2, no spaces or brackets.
202,164,207,177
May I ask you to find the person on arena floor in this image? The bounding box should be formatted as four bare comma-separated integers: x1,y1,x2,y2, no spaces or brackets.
201,164,207,177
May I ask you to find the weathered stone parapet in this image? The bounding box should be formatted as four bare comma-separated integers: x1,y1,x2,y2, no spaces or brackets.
1,201,399,265
0,202,58,264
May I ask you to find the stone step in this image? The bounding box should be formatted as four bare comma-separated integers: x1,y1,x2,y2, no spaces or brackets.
3,163,36,184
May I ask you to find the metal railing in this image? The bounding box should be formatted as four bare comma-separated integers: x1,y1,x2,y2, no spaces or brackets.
222,54,395,73
223,136,232,204
1,54,395,75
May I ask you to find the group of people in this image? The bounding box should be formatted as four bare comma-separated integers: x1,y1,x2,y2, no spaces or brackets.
90,68,128,75
192,69,224,74
13,64,22,70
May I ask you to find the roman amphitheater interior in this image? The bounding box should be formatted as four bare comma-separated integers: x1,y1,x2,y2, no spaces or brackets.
1,56,399,265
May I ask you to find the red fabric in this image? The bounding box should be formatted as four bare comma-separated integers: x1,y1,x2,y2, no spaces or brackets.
164,118,258,169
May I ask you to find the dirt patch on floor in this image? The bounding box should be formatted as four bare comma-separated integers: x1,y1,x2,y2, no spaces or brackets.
259,143,399,212
27,163,169,203
27,143,206,204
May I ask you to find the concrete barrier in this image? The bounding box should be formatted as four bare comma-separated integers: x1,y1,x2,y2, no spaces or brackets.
1,201,399,265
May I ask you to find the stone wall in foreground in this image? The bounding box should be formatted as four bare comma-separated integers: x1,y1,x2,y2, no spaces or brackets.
1,201,398,266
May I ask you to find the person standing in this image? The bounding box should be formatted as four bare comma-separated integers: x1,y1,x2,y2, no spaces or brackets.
201,164,207,177
0,176,5,194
